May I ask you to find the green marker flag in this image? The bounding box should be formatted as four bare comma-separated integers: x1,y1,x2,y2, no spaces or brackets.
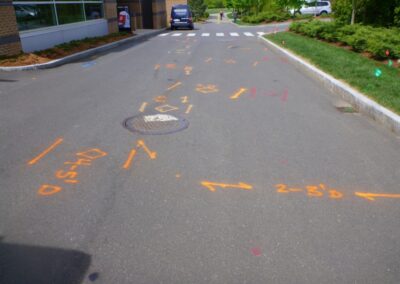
374,68,382,77
388,60,393,67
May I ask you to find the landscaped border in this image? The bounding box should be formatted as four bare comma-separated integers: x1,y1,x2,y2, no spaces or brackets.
259,34,400,136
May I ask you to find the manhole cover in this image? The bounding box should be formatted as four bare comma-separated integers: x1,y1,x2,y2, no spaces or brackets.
123,113,189,135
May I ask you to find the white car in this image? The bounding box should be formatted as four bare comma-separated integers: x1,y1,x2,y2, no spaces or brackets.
290,1,332,16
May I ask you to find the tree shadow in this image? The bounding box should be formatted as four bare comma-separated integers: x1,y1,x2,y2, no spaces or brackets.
0,237,91,284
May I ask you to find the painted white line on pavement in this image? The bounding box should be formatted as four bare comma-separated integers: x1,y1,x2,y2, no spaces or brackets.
187,33,196,37
201,33,210,37
244,32,254,37
159,33,169,37
230,32,239,36
216,33,224,37
172,33,182,37
144,114,178,122
257,32,266,36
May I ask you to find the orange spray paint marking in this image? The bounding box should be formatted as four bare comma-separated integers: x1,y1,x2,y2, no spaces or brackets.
205,57,212,63
185,104,193,114
230,88,247,100
289,188,303,192
77,148,107,160
122,148,137,169
184,66,193,75
176,174,181,179
165,63,177,69
167,81,182,91
139,102,148,112
253,61,259,67
276,184,289,193
154,64,161,71
306,185,323,197
180,96,189,104
355,192,400,201
225,59,236,64
155,104,179,113
200,181,252,192
329,190,343,199
38,184,63,196
154,96,167,103
137,140,157,159
196,84,219,94
28,137,63,166
56,170,78,179
65,158,92,167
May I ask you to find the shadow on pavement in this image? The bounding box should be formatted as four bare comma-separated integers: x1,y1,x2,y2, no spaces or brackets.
0,237,91,284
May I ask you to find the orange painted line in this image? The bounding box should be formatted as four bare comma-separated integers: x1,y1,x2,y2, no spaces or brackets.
122,148,137,169
230,88,247,100
139,102,148,113
355,192,400,201
167,81,182,91
200,181,252,192
137,140,157,159
253,61,259,67
28,137,63,166
185,104,193,114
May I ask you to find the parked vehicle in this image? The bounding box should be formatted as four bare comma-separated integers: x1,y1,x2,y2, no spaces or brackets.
290,1,331,16
170,4,194,30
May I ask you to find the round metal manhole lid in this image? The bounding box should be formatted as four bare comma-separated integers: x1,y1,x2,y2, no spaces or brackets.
123,113,189,135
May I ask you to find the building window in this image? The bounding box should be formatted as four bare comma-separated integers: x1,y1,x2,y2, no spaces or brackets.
13,0,104,31
56,3,85,24
14,4,57,31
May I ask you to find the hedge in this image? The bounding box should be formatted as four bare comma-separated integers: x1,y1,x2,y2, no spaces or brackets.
289,20,400,59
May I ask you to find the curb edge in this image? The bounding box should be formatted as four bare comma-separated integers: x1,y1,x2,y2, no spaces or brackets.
0,29,166,72
259,35,400,136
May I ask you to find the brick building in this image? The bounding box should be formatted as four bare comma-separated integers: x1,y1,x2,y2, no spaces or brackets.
0,0,186,56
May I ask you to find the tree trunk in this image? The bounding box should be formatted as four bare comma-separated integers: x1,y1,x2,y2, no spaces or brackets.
351,0,356,24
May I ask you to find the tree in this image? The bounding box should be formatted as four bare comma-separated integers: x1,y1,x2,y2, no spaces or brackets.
189,0,207,18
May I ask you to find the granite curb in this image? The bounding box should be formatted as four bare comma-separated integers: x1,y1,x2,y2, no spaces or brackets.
259,35,400,136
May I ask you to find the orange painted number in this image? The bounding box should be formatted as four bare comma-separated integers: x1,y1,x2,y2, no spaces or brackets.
38,184,63,196
306,185,323,197
276,184,289,193
55,170,78,179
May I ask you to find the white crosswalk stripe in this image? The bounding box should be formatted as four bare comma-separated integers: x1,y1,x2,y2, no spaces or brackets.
158,31,267,38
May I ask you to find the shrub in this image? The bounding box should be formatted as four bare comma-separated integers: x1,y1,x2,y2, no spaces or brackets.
289,21,400,59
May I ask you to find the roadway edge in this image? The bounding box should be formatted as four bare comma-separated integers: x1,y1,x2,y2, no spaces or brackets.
259,35,400,136
0,29,167,72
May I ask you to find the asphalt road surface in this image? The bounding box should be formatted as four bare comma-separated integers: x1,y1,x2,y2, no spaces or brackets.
1,19,399,284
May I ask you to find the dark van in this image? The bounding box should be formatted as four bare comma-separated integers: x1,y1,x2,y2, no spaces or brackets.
170,4,194,30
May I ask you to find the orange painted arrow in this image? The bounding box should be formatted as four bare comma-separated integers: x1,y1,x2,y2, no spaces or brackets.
355,192,400,201
201,181,253,192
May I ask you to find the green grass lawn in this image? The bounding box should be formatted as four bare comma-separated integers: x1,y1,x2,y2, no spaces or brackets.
206,8,232,14
266,32,400,115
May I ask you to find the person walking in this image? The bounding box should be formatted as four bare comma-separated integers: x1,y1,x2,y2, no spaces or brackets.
219,10,223,21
